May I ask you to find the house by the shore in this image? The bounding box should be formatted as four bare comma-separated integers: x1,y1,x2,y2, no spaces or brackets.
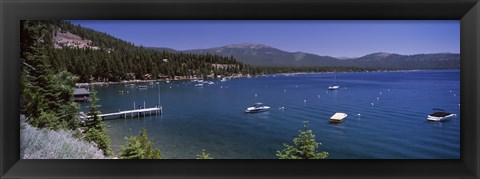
74,88,90,102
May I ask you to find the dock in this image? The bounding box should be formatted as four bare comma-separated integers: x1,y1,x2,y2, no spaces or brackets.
330,112,348,123
81,106,163,120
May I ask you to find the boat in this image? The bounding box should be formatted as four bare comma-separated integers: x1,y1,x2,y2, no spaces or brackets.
328,71,340,90
245,103,271,113
137,85,148,89
220,78,227,82
428,108,456,122
195,83,204,87
207,81,215,85
330,112,348,123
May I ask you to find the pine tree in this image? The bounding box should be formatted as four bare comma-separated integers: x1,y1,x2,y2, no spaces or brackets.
120,129,161,159
83,88,113,156
20,20,81,130
86,88,102,130
276,121,328,159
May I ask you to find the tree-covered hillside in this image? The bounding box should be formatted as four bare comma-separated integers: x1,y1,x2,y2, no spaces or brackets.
35,20,250,82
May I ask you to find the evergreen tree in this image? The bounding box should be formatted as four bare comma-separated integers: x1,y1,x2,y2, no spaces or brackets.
120,129,161,159
276,121,328,159
20,20,81,130
86,88,102,130
83,88,113,156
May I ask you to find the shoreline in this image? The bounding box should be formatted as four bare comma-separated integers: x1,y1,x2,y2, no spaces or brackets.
76,69,459,87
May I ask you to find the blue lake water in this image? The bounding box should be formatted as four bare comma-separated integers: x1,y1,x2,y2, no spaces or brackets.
82,70,460,159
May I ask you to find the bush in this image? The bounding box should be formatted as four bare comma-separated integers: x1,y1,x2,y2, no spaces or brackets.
20,123,106,159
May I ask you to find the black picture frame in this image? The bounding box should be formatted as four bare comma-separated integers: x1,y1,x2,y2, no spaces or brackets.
1,0,479,178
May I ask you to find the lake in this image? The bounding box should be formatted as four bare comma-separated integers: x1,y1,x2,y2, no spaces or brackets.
82,70,460,159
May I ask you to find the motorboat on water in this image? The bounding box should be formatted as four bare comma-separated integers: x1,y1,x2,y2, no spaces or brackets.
330,112,348,123
245,103,271,113
328,85,340,90
428,108,456,122
137,85,148,89
194,83,204,87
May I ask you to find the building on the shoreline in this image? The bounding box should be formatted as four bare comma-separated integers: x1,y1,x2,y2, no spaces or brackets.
74,88,90,102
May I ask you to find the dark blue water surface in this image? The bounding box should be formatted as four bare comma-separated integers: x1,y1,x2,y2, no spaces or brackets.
83,70,460,159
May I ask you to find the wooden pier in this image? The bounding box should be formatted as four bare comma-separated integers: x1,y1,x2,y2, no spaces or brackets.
82,106,163,120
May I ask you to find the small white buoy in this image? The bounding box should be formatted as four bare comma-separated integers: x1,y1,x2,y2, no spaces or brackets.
318,95,321,98
453,94,456,97
284,89,287,92
450,90,452,93
255,93,258,97
304,100,307,103
377,97,380,101
279,107,285,111
388,89,390,91
357,113,361,117
296,85,298,88
371,103,374,106
380,92,382,95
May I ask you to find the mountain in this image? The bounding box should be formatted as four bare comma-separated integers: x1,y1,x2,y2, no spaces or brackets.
346,52,460,69
182,43,341,67
151,43,460,69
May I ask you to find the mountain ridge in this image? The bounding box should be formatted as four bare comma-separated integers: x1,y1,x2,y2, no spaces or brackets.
149,43,460,69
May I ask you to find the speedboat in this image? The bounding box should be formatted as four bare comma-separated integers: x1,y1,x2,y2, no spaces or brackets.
137,85,148,89
428,108,456,122
328,85,340,90
194,83,203,87
245,103,270,113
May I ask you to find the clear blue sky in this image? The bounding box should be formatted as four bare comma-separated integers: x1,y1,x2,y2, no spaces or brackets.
69,20,459,58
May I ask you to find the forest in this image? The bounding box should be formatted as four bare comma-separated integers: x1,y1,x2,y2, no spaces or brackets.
32,20,372,83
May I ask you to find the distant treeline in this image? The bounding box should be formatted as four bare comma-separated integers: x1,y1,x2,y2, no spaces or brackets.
34,20,379,83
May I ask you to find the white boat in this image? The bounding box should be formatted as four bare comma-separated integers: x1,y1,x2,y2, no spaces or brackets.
428,108,456,122
328,71,340,90
220,78,227,82
330,112,348,123
137,85,148,89
328,85,340,90
207,81,215,85
194,83,204,87
245,103,271,113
